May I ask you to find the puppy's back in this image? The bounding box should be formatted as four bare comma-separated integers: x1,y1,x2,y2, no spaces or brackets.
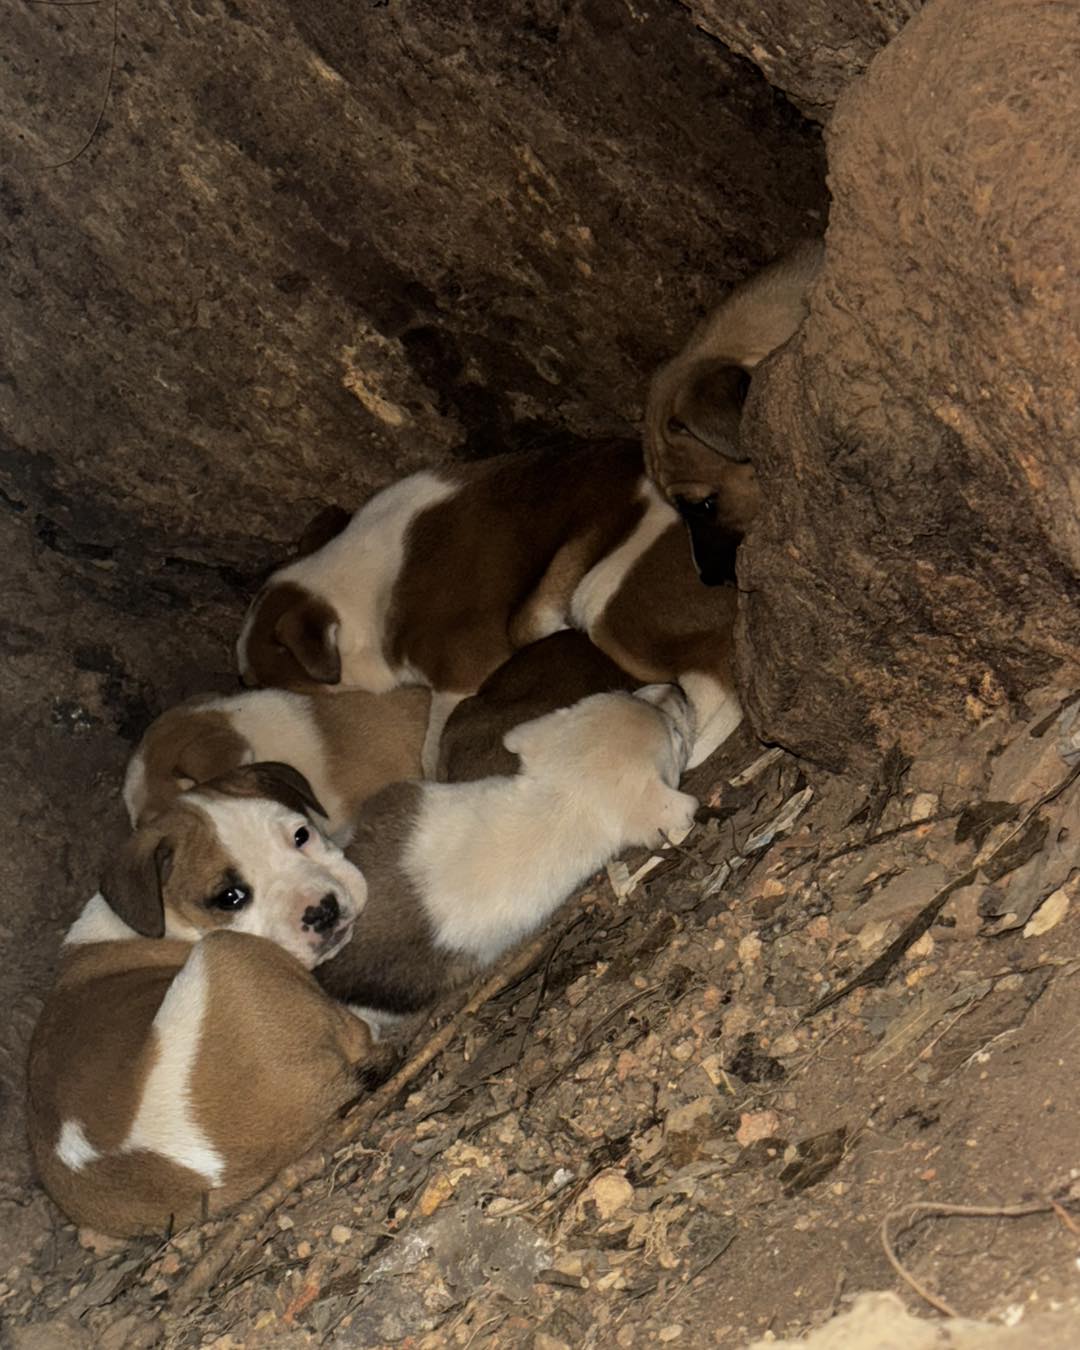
437,631,638,782
28,932,373,1235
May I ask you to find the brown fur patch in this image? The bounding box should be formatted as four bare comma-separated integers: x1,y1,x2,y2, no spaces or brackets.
386,440,646,691
131,703,251,824
318,783,472,1013
437,631,638,783
590,522,738,686
243,582,342,690
309,686,429,817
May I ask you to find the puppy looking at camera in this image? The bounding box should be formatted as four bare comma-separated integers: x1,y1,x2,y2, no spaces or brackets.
27,764,376,1237
644,239,824,581
318,684,698,1026
124,684,430,843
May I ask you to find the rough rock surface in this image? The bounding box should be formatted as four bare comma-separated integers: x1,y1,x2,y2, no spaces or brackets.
738,0,1080,771
683,0,923,122
2,0,826,557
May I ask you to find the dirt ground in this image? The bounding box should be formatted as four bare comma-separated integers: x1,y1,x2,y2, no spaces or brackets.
3,537,1080,1348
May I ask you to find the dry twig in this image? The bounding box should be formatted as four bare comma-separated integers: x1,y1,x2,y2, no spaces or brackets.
173,930,553,1307
881,1198,1068,1318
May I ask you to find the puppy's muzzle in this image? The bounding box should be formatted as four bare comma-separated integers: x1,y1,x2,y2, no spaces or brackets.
303,893,342,935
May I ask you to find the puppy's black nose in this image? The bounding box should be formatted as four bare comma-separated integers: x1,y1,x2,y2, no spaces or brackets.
302,893,340,934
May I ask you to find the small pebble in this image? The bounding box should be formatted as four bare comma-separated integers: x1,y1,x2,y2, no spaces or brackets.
276,1214,294,1231
659,1325,684,1342
296,1240,312,1260
330,1224,352,1245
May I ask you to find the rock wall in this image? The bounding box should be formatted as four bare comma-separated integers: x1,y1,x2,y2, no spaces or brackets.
738,0,1080,770
683,0,923,122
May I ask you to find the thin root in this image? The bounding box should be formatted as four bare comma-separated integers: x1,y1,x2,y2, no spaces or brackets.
880,1198,1066,1318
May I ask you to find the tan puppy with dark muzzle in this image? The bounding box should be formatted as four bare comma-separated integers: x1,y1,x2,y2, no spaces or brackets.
124,685,431,844
27,764,376,1236
644,240,824,582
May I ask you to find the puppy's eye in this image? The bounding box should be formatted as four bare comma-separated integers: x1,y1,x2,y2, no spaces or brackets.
208,885,250,911
294,826,310,848
667,416,689,436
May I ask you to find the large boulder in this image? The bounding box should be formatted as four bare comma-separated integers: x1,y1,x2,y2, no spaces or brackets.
738,0,1080,770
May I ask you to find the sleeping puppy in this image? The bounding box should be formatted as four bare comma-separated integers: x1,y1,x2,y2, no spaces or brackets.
27,763,375,1237
644,239,824,581
318,685,698,1029
236,439,648,698
124,685,430,844
236,441,747,772
436,630,639,783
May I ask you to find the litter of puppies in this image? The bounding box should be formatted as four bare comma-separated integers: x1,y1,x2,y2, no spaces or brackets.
27,244,819,1241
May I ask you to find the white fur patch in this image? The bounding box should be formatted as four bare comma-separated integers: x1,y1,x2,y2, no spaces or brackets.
405,692,697,967
121,753,149,827
56,1119,101,1171
238,472,458,690
63,893,139,947
570,481,678,632
679,673,743,769
179,794,367,967
121,941,226,1186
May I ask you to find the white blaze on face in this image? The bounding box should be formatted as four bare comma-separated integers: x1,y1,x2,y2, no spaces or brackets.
182,795,367,968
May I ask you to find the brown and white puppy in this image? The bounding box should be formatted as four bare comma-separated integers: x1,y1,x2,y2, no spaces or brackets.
644,240,824,581
124,685,431,844
27,764,374,1237
569,488,743,768
237,440,648,698
436,630,639,783
319,685,698,1029
238,439,750,772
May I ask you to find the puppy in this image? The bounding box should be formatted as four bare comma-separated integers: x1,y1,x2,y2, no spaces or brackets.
27,764,374,1236
318,686,698,1026
236,440,648,698
644,240,824,580
239,440,749,771
124,685,431,844
436,630,639,783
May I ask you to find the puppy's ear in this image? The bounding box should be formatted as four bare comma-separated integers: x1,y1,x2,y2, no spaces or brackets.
672,360,750,462
206,761,329,822
295,505,352,560
100,832,173,938
173,728,252,790
274,598,342,686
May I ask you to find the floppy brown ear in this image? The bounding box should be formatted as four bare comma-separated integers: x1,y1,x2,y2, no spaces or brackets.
100,831,174,938
205,761,329,822
672,360,751,462
173,727,251,789
295,505,352,560
274,598,342,685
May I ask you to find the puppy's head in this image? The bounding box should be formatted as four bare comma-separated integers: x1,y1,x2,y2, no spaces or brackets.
506,688,698,845
238,581,343,691
633,683,696,782
102,762,365,969
645,355,752,492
